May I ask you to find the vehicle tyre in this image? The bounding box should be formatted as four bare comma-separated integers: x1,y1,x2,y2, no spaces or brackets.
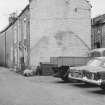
100,85,105,90
61,76,69,82
84,82,91,85
100,82,105,90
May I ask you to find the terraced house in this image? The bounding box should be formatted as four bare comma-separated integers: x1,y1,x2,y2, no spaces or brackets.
92,14,105,49
0,0,91,70
0,5,30,70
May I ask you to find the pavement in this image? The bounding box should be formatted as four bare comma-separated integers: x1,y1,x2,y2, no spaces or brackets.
0,67,105,105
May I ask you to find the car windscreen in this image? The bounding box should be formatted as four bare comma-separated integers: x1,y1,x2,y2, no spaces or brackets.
90,52,101,57
87,59,102,67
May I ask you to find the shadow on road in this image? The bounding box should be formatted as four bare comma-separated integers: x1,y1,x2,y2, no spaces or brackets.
89,89,105,95
52,79,82,84
53,80,70,84
73,83,98,88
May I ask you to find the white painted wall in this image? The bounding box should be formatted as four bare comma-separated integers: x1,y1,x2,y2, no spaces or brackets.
30,0,91,66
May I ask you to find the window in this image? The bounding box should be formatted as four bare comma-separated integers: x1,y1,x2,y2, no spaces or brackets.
103,51,105,56
102,62,105,67
18,21,21,42
14,26,17,43
65,0,71,4
75,8,78,12
14,48,17,64
90,52,101,57
94,42,100,48
23,18,27,39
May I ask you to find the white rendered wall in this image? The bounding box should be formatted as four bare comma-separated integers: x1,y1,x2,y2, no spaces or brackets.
30,0,91,66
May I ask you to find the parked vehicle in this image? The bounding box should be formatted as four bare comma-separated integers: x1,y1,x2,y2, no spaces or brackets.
68,57,105,90
52,57,89,82
52,48,105,82
53,57,89,82
53,66,70,82
89,48,105,57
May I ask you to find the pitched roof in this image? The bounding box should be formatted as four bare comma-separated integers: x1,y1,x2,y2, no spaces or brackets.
92,14,105,25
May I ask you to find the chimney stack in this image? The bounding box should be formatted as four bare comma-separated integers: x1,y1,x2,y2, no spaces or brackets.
9,12,17,24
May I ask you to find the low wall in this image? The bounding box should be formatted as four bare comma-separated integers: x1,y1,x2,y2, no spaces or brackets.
50,56,90,67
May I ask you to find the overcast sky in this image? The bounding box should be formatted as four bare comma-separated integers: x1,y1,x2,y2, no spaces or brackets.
0,0,28,31
0,0,105,31
90,0,105,17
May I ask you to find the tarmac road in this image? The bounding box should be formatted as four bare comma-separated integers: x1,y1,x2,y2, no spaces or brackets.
0,67,105,105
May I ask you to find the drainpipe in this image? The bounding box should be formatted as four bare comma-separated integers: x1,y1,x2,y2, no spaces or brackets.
5,32,6,67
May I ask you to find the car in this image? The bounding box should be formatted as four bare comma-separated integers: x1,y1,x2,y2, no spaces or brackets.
89,48,105,57
68,57,105,90
53,66,70,82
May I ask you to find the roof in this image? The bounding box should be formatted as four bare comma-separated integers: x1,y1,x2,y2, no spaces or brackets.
92,14,105,25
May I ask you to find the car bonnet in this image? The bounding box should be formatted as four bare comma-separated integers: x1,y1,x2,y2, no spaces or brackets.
70,66,105,72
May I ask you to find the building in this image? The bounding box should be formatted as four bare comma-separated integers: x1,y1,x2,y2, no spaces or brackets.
92,14,105,49
0,5,30,70
0,0,91,70
29,0,91,66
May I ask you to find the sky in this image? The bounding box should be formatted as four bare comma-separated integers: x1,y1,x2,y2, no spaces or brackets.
90,0,105,17
0,0,29,31
0,0,105,31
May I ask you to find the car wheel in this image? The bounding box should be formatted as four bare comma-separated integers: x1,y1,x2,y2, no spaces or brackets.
100,85,105,90
61,76,69,82
24,74,27,77
100,82,105,90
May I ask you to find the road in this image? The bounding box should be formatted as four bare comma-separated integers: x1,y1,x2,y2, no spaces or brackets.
0,67,105,105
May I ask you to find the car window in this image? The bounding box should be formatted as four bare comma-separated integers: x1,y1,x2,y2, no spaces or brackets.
87,59,102,67
103,51,105,56
102,62,105,68
90,52,101,57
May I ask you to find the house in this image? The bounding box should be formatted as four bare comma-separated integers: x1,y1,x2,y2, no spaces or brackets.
92,14,105,49
0,0,91,70
29,0,91,67
0,5,30,70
